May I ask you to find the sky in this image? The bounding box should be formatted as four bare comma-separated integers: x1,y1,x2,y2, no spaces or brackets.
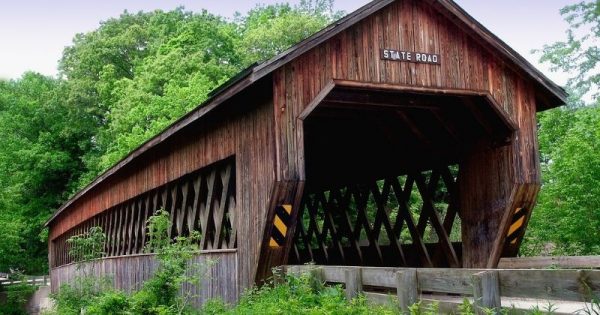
0,0,573,86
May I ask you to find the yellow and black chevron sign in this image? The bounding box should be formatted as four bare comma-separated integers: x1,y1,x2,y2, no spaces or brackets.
269,204,292,247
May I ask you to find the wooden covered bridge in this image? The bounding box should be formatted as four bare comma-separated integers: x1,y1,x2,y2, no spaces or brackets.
46,0,566,305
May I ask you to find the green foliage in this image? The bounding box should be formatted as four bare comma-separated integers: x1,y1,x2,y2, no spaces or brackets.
524,105,600,255
86,291,131,315
49,277,115,315
235,0,342,65
457,298,475,315
0,2,337,274
406,300,440,315
536,1,600,100
130,209,204,314
69,2,341,187
50,228,113,314
0,276,37,315
67,226,107,264
0,73,91,274
49,211,206,315
201,272,397,315
524,0,600,256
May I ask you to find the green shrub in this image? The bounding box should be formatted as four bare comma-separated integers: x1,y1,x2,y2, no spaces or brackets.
86,291,130,315
49,227,113,314
0,282,37,315
49,210,206,315
202,272,397,315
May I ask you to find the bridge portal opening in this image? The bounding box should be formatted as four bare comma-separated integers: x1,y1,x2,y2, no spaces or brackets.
288,82,515,268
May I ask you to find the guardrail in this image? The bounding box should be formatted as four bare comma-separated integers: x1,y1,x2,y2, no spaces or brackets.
285,265,600,314
0,275,50,287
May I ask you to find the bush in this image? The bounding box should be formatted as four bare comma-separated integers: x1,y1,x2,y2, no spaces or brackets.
0,282,37,315
48,211,403,315
86,291,130,315
49,210,205,315
200,272,397,315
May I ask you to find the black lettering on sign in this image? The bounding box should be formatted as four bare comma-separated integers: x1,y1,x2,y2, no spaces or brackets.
380,49,440,65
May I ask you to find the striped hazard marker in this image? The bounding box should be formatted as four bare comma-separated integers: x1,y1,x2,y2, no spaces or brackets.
269,204,292,247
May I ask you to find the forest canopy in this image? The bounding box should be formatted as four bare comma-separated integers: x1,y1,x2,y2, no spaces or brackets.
0,0,341,274
0,0,598,274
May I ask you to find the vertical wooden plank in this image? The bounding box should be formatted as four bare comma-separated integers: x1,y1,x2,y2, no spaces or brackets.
110,207,118,256
127,201,137,255
345,267,363,300
472,271,501,314
396,269,418,312
115,205,123,256
133,199,142,254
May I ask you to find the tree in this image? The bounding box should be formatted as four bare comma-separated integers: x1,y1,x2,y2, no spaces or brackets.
236,0,342,65
0,1,343,273
0,73,90,273
537,1,600,101
524,0,600,255
71,2,342,186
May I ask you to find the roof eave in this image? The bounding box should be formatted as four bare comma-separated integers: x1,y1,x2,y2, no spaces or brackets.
46,0,567,227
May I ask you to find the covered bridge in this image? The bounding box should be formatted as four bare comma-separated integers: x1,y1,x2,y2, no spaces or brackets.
46,0,566,305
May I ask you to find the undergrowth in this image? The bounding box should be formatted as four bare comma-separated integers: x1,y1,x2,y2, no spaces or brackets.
44,210,600,314
0,274,37,315
201,272,397,315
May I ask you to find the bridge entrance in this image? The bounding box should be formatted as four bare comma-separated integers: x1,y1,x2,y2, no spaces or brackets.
287,81,516,268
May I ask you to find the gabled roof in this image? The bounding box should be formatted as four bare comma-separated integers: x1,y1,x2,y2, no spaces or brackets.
46,0,567,226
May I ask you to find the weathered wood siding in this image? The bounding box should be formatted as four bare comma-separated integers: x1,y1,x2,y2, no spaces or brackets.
49,0,552,296
50,251,239,305
273,0,539,183
50,84,276,289
272,0,540,267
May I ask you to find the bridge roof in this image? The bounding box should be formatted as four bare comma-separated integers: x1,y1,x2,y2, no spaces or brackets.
46,0,566,226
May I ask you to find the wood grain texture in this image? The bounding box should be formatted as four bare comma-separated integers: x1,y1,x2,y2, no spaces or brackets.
272,1,541,268
50,81,276,289
472,271,501,314
499,256,600,270
287,265,600,303
50,251,239,306
49,0,555,299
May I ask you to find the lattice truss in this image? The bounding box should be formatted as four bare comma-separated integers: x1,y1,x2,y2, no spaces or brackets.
52,158,237,268
291,165,462,268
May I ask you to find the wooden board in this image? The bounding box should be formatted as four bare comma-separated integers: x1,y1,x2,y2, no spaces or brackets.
499,256,600,270
50,251,239,306
50,83,276,289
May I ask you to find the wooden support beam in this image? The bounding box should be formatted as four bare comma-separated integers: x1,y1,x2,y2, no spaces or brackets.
396,269,418,312
255,180,305,283
472,271,501,314
200,171,216,250
345,267,363,300
459,139,514,268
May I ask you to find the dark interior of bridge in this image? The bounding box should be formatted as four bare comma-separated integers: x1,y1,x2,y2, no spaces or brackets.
289,85,515,267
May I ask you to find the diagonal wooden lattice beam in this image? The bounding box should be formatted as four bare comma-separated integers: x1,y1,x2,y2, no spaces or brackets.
52,157,237,268
413,172,460,268
291,165,461,268
391,176,433,267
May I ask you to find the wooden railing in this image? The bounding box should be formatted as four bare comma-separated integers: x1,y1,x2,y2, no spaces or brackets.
499,256,600,269
285,265,600,314
0,275,50,287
